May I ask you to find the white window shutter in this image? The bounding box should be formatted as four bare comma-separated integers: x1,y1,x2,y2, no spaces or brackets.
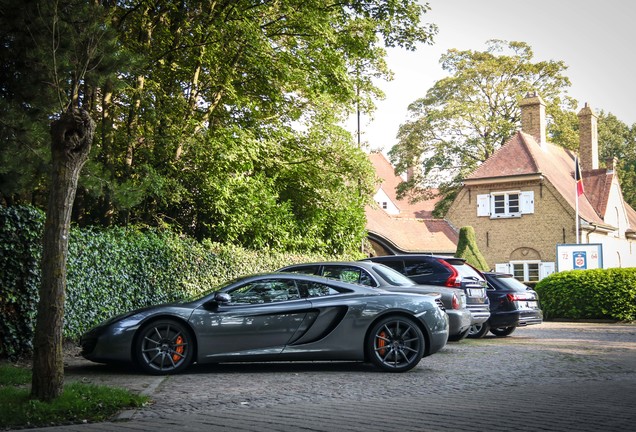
539,262,555,279
495,263,511,274
521,191,535,214
477,194,490,216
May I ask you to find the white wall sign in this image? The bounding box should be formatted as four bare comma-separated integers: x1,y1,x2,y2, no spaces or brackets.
556,244,603,271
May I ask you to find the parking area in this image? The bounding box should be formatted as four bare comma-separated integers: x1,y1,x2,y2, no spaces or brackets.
21,321,636,431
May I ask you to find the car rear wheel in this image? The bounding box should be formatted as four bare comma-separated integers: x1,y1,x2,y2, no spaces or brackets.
490,326,516,337
136,319,194,375
467,322,490,339
367,316,425,372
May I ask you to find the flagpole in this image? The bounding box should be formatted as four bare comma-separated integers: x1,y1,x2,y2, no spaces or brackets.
575,156,580,244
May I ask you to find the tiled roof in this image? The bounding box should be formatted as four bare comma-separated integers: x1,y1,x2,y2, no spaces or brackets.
368,152,436,218
365,205,458,253
466,131,607,226
366,152,457,253
582,169,614,218
467,132,539,179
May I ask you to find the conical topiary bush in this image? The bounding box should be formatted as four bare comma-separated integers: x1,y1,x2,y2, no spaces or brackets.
455,226,489,271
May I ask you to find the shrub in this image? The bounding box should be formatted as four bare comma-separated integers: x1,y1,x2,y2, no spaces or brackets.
1,206,360,359
454,226,489,271
534,268,636,321
0,206,44,359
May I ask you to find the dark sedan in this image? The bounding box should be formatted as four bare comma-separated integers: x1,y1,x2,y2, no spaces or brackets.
468,272,543,338
80,273,449,374
278,261,472,341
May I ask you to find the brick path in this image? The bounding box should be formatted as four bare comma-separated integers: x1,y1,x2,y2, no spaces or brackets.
15,322,636,431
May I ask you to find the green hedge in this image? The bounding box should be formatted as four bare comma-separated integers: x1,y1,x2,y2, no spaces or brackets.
534,268,636,321
0,207,44,361
1,206,356,359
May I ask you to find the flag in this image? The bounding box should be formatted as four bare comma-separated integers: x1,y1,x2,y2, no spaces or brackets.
574,156,585,197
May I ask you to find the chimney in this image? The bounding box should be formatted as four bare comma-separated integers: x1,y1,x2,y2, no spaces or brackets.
577,103,599,171
519,92,547,149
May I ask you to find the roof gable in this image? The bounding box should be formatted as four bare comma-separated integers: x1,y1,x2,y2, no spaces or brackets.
465,131,606,226
368,152,437,218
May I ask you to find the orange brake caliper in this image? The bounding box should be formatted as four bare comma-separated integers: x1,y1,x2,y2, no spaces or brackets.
173,335,184,363
377,331,387,356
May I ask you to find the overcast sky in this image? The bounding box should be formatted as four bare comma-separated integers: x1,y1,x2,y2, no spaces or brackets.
356,0,635,153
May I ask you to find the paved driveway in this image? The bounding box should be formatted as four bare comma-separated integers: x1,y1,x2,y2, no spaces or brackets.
19,322,636,431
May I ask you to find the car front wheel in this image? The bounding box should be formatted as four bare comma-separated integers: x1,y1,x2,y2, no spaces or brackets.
467,322,490,339
490,326,516,337
136,319,194,375
367,316,425,372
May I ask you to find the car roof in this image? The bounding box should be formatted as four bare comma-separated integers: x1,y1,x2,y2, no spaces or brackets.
279,261,379,270
227,272,381,294
484,272,514,278
362,255,466,263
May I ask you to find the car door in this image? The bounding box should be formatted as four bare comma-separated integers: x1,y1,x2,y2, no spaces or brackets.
191,278,311,359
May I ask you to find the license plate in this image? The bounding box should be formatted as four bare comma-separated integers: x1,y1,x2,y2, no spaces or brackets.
467,288,484,298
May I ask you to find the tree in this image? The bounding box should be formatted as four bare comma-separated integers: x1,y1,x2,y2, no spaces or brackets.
2,0,437,255
32,110,95,401
597,112,636,209
455,226,489,272
0,0,120,401
389,40,575,216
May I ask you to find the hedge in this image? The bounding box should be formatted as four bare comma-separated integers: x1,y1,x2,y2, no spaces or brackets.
1,206,357,359
534,268,636,321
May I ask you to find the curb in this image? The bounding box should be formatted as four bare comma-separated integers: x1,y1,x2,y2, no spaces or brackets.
114,375,166,421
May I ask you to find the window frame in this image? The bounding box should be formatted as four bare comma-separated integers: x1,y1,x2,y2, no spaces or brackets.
510,261,541,283
477,191,534,218
491,191,521,218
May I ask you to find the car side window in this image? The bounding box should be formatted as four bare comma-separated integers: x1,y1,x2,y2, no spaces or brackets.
284,265,320,275
377,260,405,274
298,281,340,297
323,266,358,283
229,279,300,304
404,260,435,277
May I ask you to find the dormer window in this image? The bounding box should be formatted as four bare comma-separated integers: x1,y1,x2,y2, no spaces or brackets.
477,191,534,218
493,192,520,216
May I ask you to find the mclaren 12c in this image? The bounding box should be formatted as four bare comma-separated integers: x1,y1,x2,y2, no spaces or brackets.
80,273,449,374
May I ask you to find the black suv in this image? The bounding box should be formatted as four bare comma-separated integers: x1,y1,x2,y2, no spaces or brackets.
361,255,490,325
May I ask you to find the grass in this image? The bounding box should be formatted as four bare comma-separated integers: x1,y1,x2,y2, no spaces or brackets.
0,363,149,430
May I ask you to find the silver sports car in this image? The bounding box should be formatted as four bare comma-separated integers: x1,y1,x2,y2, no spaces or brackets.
80,273,449,374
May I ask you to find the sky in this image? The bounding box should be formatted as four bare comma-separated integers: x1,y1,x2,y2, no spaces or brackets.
356,0,636,153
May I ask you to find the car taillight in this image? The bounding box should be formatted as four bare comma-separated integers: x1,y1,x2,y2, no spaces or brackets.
438,258,461,287
506,293,527,302
451,293,460,310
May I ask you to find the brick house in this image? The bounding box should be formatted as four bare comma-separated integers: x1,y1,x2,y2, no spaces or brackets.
445,93,636,282
366,152,458,255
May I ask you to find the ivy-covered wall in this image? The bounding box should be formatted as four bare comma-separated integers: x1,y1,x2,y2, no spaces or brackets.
1,206,354,359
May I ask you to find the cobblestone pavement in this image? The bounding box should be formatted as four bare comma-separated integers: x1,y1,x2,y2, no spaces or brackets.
15,321,636,431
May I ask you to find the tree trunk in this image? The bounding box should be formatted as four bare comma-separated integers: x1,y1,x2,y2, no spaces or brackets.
31,109,94,402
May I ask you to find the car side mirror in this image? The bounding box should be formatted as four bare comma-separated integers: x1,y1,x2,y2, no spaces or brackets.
214,292,231,304
204,292,231,310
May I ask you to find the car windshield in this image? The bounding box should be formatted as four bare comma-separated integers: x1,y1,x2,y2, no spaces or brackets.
373,264,416,286
490,275,530,292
